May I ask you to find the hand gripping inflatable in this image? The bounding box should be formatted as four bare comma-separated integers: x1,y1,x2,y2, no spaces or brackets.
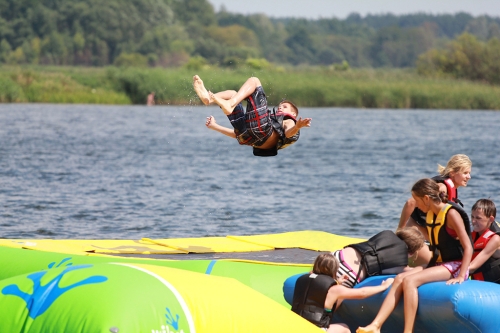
284,274,500,333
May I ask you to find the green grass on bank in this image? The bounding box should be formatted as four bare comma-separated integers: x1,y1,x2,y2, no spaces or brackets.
0,66,130,104
1,65,500,110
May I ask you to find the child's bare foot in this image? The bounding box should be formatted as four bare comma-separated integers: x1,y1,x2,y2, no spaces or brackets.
356,324,381,333
193,75,212,105
210,91,235,115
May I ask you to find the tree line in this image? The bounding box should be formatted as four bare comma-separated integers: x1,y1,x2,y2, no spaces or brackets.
1,0,500,81
417,33,500,84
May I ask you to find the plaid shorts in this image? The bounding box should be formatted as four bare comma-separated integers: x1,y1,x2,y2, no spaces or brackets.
226,86,273,147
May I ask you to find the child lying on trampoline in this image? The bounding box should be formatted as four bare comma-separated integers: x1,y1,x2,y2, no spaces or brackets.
193,75,311,156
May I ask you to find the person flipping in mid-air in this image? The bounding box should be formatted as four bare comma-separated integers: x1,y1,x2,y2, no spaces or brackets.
193,75,311,156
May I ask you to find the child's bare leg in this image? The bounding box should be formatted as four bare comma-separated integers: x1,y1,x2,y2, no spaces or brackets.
210,91,235,115
327,323,350,333
402,267,450,333
193,75,212,105
210,77,262,115
356,322,382,333
403,280,419,333
357,291,401,333
230,77,262,106
356,275,406,333
213,90,237,101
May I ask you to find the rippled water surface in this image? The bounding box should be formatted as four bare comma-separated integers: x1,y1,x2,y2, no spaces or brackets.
1,104,499,239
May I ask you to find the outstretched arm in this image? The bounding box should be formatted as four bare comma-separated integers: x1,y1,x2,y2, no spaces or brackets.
325,278,394,309
338,278,394,300
283,117,312,138
446,210,473,284
469,234,500,272
205,116,236,138
398,198,416,230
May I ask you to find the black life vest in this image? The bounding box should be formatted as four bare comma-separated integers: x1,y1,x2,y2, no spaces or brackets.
426,202,472,266
490,220,500,235
291,273,337,328
471,224,500,283
348,230,409,279
272,111,300,150
252,109,299,157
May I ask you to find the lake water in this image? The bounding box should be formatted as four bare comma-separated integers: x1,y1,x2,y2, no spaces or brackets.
1,104,499,240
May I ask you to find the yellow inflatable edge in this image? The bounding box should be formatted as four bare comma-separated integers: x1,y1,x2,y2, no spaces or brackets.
0,230,366,257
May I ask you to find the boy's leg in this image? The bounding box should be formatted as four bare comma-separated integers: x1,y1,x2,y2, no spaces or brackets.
214,90,237,101
226,102,254,145
211,77,262,115
193,75,237,105
193,75,212,105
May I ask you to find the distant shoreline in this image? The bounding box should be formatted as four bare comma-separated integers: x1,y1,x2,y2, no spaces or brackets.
1,66,499,110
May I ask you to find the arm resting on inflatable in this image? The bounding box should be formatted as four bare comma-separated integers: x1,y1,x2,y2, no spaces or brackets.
470,234,500,272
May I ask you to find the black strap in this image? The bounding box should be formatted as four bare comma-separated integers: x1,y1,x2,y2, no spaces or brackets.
427,245,439,267
300,275,312,311
253,147,277,156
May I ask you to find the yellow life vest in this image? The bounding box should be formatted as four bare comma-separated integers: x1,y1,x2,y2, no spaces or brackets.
425,203,471,265
426,204,453,263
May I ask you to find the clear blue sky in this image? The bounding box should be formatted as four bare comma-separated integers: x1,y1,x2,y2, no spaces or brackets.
207,0,500,19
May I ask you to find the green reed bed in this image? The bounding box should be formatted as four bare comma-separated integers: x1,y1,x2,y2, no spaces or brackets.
168,67,500,110
0,66,130,104
254,69,500,110
1,66,499,109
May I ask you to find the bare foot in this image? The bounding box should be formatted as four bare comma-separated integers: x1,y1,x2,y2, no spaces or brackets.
193,75,212,105
356,325,381,333
209,91,235,115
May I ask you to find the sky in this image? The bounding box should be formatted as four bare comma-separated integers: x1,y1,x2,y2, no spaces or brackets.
207,0,500,19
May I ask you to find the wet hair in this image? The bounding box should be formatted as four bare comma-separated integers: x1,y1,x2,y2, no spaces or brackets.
312,253,339,277
411,178,448,203
280,100,299,116
396,227,425,254
437,154,472,177
472,199,496,218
